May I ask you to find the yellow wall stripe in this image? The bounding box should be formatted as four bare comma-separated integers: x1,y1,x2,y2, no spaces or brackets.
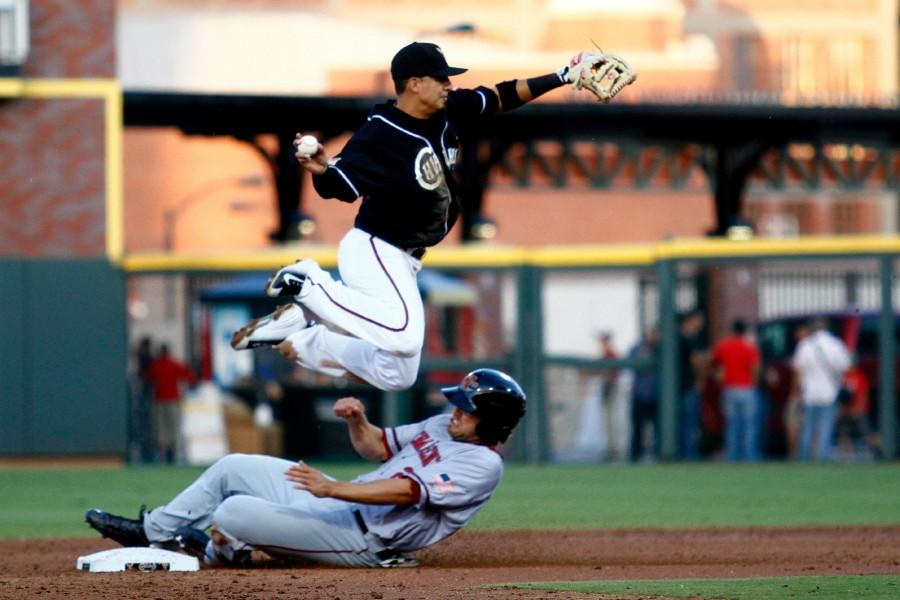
120,234,900,273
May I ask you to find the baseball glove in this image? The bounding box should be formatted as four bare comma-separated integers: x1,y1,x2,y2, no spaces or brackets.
565,50,637,103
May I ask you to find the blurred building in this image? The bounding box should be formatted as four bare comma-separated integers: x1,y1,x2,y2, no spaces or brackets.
1,0,114,258
683,0,896,103
2,1,896,258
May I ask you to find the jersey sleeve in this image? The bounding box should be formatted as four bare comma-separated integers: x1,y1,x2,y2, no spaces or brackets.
311,136,386,202
445,86,500,131
406,447,503,510
381,415,443,458
750,344,761,366
791,342,809,371
833,338,852,372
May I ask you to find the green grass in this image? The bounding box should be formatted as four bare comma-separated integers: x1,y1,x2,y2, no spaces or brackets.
0,463,366,539
474,463,900,530
507,575,900,600
0,462,898,539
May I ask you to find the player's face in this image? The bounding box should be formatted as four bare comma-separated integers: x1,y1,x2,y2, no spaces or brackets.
448,407,481,442
416,75,452,113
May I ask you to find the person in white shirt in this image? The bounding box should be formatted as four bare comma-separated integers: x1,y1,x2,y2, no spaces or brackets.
790,318,851,461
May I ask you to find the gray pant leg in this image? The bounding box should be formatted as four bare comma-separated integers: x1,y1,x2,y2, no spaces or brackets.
214,495,380,567
143,453,296,542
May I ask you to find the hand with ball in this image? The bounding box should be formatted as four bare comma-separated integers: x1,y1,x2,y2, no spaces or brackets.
293,133,327,174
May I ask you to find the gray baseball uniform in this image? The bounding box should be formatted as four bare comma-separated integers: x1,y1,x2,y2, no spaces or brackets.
142,413,503,566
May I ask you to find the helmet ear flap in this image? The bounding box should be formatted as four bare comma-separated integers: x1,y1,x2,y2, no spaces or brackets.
474,420,515,446
470,392,526,445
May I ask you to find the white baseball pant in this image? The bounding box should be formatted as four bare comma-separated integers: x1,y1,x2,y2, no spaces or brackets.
286,228,425,391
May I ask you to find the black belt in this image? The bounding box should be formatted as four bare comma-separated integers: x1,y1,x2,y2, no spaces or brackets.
404,247,426,260
353,510,400,561
352,509,370,534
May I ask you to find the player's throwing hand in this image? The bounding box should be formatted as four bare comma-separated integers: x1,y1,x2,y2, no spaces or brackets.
293,132,328,175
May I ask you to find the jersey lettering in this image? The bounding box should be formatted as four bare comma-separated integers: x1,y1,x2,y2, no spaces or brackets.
414,147,444,191
411,431,441,466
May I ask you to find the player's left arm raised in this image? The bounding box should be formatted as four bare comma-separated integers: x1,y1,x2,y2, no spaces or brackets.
334,397,389,461
490,47,637,112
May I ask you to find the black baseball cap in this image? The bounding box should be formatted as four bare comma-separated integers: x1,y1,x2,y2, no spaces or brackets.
390,42,467,81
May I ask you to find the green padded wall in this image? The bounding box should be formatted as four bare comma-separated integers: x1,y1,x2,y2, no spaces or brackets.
0,262,27,454
0,260,127,456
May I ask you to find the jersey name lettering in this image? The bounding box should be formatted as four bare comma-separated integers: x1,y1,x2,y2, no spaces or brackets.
411,431,441,466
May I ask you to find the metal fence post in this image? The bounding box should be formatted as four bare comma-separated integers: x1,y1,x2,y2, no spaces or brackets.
878,256,896,459
516,265,548,463
656,258,679,460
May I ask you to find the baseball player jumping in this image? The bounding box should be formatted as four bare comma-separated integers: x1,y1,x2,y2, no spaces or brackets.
86,369,526,568
229,42,636,391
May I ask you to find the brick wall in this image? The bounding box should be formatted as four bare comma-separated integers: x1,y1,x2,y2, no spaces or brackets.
0,0,114,257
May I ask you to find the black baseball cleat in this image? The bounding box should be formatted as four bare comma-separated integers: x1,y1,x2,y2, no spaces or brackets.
175,526,252,567
174,526,211,561
85,507,150,547
265,259,316,297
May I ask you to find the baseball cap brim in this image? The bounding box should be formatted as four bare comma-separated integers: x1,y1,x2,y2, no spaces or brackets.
434,66,467,77
442,386,477,412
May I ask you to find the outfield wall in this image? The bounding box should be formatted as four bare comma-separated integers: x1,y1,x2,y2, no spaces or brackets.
0,259,126,456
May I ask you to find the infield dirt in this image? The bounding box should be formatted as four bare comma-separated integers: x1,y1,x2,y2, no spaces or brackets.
2,526,899,599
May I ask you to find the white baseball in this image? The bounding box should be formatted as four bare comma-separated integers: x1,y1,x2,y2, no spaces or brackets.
297,135,319,156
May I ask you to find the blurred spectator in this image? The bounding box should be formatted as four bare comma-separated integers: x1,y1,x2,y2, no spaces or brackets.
678,310,708,460
712,318,762,461
784,323,810,459
836,360,881,461
146,344,197,464
628,326,660,462
136,336,154,380
596,331,622,459
130,336,156,463
791,318,851,462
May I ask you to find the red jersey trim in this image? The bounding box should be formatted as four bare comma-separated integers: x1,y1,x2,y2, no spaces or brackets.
403,472,428,505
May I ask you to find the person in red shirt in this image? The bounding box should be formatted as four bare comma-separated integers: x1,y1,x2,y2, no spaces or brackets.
711,319,761,461
837,361,881,460
146,344,197,464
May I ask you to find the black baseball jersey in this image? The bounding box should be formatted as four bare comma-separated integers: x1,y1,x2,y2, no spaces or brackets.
311,87,501,249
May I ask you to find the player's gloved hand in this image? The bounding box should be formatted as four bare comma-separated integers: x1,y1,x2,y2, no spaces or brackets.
556,51,604,84
558,50,637,103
